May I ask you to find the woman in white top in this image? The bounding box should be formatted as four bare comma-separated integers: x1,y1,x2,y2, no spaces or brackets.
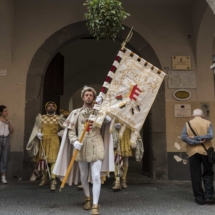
0,105,14,183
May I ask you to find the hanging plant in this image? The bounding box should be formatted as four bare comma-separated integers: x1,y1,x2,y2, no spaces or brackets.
83,0,130,40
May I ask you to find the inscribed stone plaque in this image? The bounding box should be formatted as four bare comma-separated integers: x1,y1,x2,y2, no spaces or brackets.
168,71,196,89
172,56,191,70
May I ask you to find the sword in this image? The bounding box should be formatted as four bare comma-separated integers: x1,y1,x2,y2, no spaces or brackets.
39,139,51,180
39,128,51,180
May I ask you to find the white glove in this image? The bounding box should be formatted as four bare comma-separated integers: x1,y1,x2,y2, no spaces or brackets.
104,115,112,123
95,96,103,105
131,142,137,149
73,140,82,150
115,123,121,129
57,130,64,137
37,132,43,140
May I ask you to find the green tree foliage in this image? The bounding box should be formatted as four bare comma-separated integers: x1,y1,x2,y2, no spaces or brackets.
83,0,130,40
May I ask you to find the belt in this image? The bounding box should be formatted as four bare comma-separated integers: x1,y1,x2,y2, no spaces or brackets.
0,135,8,138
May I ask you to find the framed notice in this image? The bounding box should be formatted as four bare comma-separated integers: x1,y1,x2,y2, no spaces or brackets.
172,56,191,70
174,104,191,118
168,70,196,89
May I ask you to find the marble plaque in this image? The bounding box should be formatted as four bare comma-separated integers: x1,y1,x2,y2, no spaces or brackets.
168,71,196,89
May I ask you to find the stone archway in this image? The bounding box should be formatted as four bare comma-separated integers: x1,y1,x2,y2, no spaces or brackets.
23,20,167,179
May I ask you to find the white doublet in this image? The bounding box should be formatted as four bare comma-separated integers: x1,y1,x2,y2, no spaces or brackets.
74,107,105,162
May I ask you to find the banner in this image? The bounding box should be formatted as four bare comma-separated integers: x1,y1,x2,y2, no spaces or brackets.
90,48,166,145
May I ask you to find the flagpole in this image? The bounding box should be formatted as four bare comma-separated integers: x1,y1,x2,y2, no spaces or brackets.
59,121,89,192
59,28,134,192
121,26,133,50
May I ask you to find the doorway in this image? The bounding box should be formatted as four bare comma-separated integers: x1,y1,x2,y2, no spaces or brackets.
42,52,64,114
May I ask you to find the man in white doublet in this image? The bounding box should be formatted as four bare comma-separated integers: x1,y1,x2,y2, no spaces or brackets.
53,86,114,215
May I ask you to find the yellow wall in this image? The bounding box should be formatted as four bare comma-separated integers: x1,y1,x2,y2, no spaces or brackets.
166,6,215,153
0,1,215,155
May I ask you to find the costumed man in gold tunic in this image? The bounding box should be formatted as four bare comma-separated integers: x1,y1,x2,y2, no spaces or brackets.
26,101,65,191
112,122,144,190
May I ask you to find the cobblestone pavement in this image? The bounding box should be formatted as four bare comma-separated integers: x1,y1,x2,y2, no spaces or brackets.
0,159,215,215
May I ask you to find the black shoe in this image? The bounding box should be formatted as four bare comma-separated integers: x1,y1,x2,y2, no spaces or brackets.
195,199,205,205
205,198,215,204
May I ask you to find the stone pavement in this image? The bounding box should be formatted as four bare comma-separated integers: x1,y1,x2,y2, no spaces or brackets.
0,158,215,215
1,177,215,215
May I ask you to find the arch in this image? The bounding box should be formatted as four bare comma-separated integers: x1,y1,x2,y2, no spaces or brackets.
24,20,167,179
196,7,215,100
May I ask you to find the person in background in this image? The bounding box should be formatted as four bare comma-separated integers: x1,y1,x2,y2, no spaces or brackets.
181,108,214,205
26,101,65,191
0,105,14,184
112,122,144,191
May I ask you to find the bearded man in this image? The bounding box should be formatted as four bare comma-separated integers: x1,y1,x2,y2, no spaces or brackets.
53,86,113,215
26,101,65,191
